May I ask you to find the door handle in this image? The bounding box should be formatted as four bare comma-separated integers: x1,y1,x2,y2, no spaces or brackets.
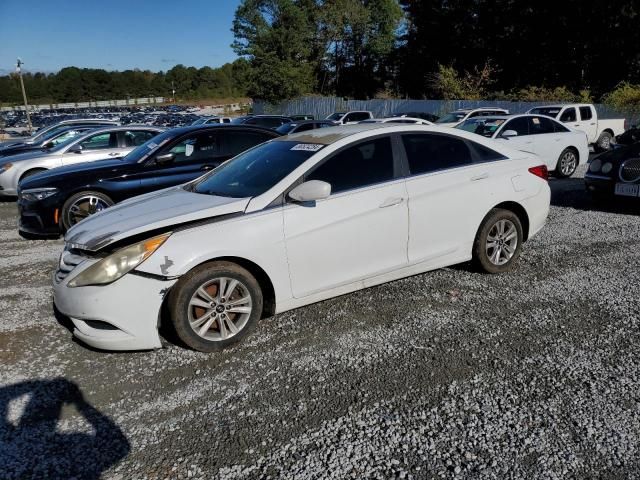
108,152,121,157
201,165,213,171
379,197,404,208
590,123,596,126
574,124,580,127
471,172,489,181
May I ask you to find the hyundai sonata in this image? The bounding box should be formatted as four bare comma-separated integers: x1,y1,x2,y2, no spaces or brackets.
53,124,550,352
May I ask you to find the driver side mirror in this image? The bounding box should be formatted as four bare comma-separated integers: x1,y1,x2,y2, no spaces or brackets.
43,141,54,149
288,180,331,203
501,130,518,138
68,144,83,153
155,153,175,165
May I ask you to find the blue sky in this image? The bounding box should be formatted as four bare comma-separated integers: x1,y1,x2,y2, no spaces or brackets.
0,0,242,74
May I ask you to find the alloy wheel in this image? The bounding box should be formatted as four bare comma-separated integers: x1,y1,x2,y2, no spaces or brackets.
67,195,111,226
485,219,518,266
560,151,577,176
187,277,253,341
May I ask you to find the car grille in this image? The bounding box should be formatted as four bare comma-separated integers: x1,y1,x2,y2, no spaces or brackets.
55,250,86,283
620,158,640,183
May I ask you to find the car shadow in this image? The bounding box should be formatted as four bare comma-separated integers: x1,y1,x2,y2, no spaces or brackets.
550,177,640,215
0,378,130,479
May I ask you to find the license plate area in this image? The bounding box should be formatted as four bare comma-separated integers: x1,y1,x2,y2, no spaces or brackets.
614,183,639,197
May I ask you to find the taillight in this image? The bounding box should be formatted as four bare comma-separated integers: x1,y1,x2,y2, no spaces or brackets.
528,165,548,180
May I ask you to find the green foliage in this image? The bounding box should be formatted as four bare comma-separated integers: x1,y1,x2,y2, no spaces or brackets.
0,60,251,105
603,82,640,112
509,86,578,103
429,62,498,100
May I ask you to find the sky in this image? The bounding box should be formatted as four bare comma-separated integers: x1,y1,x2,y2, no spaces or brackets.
0,0,242,74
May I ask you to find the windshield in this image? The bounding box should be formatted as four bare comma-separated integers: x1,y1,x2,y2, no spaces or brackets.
326,112,345,121
275,123,296,134
456,118,506,138
436,112,467,124
529,107,561,117
190,141,321,198
191,118,207,125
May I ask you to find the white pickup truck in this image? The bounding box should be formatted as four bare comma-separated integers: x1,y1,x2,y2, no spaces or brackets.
527,103,626,151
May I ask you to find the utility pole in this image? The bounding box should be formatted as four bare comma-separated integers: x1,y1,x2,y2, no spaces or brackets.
16,58,33,133
171,81,176,103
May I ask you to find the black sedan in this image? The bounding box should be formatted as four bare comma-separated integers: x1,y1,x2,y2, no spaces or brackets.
585,142,640,201
18,125,280,238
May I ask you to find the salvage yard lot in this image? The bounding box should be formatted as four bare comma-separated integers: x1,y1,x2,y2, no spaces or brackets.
1,166,640,479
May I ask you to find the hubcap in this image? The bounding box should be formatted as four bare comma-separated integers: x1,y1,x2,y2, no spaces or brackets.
560,152,577,176
601,136,611,149
187,277,253,341
67,195,110,226
486,219,518,266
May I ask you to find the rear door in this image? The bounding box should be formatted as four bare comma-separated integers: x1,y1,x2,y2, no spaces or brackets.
577,106,598,142
527,116,561,168
401,133,505,263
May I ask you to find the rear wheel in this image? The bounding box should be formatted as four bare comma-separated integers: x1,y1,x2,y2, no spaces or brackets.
555,148,578,178
61,191,114,230
472,209,523,274
168,261,263,352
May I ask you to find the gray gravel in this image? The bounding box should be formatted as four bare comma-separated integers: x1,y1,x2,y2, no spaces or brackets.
1,165,640,479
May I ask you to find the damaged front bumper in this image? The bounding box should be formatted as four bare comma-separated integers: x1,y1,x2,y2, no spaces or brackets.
53,268,177,351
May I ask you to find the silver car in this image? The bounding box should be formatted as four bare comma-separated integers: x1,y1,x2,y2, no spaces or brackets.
0,126,164,196
0,118,119,148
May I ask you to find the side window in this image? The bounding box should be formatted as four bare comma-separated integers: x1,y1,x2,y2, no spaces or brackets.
163,132,220,163
579,107,593,121
470,142,508,162
80,132,115,150
306,137,394,193
560,108,577,122
122,130,156,147
502,117,529,136
553,121,570,133
402,134,473,175
52,130,81,146
317,122,332,129
224,131,273,156
529,116,556,135
468,111,480,118
345,112,370,122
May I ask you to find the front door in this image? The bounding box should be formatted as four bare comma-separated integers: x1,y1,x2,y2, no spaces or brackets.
283,136,408,298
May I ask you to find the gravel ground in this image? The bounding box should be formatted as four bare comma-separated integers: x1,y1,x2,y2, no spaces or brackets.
1,165,639,479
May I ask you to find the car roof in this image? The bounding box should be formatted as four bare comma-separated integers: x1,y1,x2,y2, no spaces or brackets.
274,123,405,144
160,124,282,136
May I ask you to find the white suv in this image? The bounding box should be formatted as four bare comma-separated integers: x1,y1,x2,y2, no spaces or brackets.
54,124,550,352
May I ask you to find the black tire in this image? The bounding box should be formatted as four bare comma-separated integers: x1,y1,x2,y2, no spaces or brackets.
555,148,579,178
472,208,524,274
60,191,114,230
20,168,47,181
595,131,613,152
168,261,263,352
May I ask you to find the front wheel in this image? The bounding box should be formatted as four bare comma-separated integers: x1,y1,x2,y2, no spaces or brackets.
555,148,579,178
472,209,523,274
61,191,114,230
168,261,263,352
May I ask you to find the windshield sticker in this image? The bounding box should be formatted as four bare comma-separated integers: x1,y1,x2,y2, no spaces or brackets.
185,143,194,157
290,143,324,152
532,117,540,124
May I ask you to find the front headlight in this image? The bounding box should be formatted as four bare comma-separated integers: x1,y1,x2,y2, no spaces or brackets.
601,162,613,174
68,233,171,287
589,159,602,172
0,162,13,174
20,187,58,201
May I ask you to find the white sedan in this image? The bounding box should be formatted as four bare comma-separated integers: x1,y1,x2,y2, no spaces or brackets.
53,124,550,352
456,114,589,177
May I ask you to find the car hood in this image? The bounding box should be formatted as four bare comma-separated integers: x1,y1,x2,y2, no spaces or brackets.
0,149,54,165
64,186,250,251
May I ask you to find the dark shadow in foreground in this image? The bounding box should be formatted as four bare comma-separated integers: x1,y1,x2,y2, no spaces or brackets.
0,378,130,479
